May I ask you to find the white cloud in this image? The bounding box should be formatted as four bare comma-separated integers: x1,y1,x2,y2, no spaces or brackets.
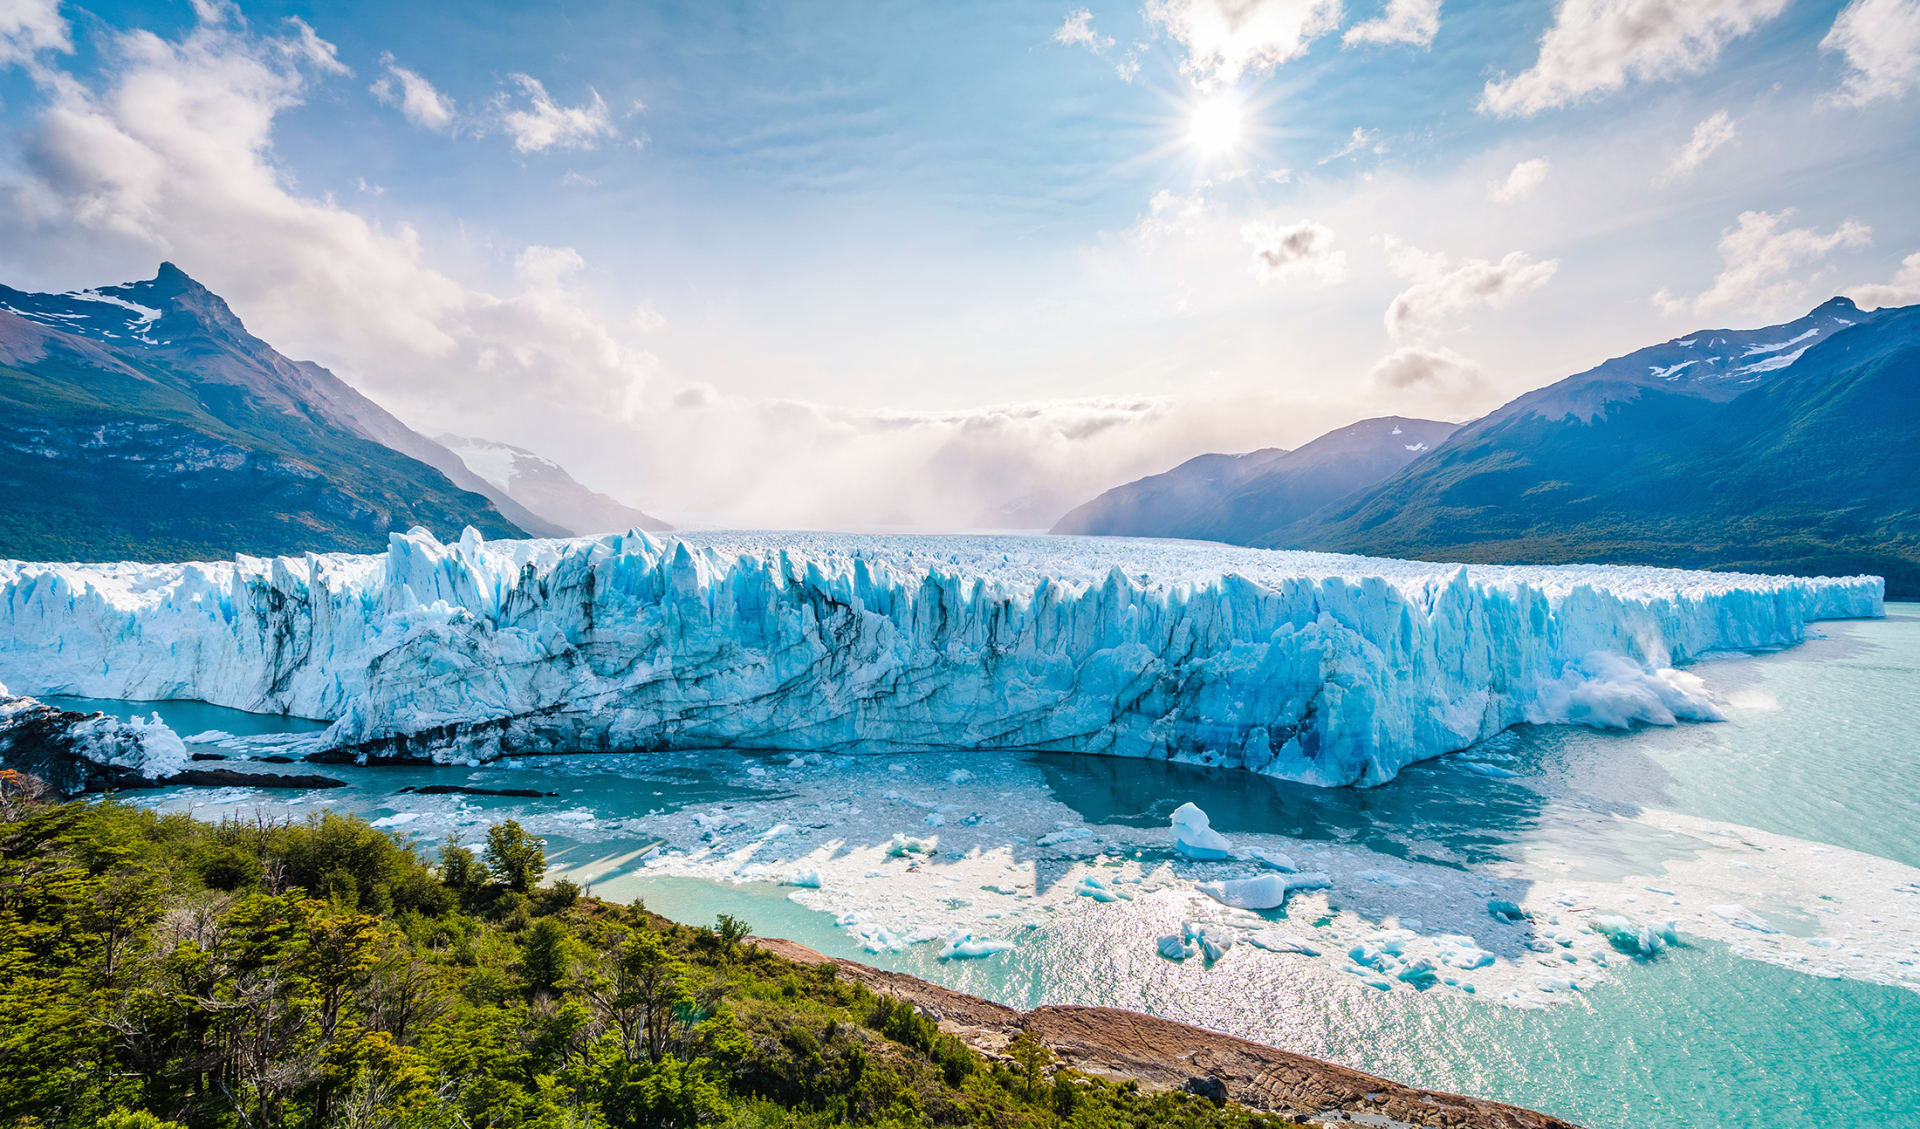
1054,8,1114,49
1145,0,1345,85
1129,187,1209,248
1489,157,1549,203
280,16,347,75
1366,344,1485,411
1822,0,1920,106
498,74,615,153
1480,0,1787,117
631,302,669,333
1320,125,1384,164
513,244,586,291
0,15,653,423
1384,238,1559,337
1671,209,1873,315
0,0,71,68
1241,218,1347,285
1343,0,1441,48
371,53,456,131
1845,251,1920,309
1657,110,1737,185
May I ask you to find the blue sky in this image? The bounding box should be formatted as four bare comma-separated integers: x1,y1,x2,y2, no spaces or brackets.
1,0,1917,526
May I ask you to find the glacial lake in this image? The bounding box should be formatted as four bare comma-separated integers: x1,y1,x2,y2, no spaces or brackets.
62,604,1920,1129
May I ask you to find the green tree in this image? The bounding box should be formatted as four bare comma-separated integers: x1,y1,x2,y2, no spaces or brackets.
440,834,483,893
713,913,750,961
484,820,548,893
521,916,574,998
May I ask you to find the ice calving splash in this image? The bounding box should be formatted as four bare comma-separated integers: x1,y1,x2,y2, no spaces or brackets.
0,528,1882,787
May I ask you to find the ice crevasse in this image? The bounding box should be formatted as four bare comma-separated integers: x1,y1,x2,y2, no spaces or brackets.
0,528,1883,787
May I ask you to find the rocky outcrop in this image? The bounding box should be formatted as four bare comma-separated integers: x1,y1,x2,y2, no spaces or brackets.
752,936,1580,1129
0,690,341,797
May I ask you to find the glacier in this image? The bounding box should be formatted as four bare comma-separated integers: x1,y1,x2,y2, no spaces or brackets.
0,527,1883,787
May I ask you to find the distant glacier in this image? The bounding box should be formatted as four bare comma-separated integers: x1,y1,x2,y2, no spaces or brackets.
0,529,1883,786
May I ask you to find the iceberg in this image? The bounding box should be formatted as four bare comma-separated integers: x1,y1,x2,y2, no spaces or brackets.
0,529,1881,787
1170,801,1232,858
938,932,1012,960
1196,871,1333,910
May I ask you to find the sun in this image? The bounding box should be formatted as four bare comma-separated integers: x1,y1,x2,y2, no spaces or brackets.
1187,93,1245,158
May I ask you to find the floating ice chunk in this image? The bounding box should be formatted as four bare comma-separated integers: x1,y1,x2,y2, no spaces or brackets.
1197,872,1332,910
784,867,823,889
1246,931,1320,956
182,729,237,744
1037,827,1093,847
1710,904,1779,933
1433,934,1496,970
1349,943,1392,971
1395,958,1439,988
887,834,935,857
1075,875,1129,903
1590,914,1678,956
1460,760,1520,778
1356,868,1417,888
946,768,974,784
1170,802,1231,860
939,932,1012,960
1156,921,1232,963
369,812,420,828
1488,898,1528,924
1247,848,1298,872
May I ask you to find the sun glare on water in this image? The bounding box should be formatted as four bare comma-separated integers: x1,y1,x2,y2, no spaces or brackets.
1187,93,1245,158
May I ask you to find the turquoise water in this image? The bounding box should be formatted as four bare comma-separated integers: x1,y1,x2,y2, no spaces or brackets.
69,607,1920,1129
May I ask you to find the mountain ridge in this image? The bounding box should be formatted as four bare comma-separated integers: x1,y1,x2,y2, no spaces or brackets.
1053,298,1920,595
1051,415,1459,544
0,264,544,562
437,432,672,536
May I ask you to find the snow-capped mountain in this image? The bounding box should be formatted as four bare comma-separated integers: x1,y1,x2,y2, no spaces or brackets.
0,263,561,561
1296,298,1920,594
438,434,671,536
1051,416,1459,543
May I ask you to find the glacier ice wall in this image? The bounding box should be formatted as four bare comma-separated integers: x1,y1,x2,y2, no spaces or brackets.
0,529,1884,786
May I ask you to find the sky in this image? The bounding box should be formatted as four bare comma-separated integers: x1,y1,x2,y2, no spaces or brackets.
0,0,1917,529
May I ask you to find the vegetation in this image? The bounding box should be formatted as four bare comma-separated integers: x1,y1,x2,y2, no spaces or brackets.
0,771,1303,1129
0,343,524,564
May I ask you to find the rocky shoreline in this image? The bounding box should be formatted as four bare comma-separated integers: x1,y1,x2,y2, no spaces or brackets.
751,936,1581,1129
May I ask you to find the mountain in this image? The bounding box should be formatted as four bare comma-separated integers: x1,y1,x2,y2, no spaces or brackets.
1051,416,1459,542
1051,447,1288,538
438,433,671,536
1293,298,1920,594
0,263,557,562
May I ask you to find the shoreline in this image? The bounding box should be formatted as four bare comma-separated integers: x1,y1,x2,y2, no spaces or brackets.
750,934,1582,1129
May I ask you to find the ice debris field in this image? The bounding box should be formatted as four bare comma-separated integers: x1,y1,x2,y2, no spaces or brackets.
0,527,1882,786
110,745,1920,1017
